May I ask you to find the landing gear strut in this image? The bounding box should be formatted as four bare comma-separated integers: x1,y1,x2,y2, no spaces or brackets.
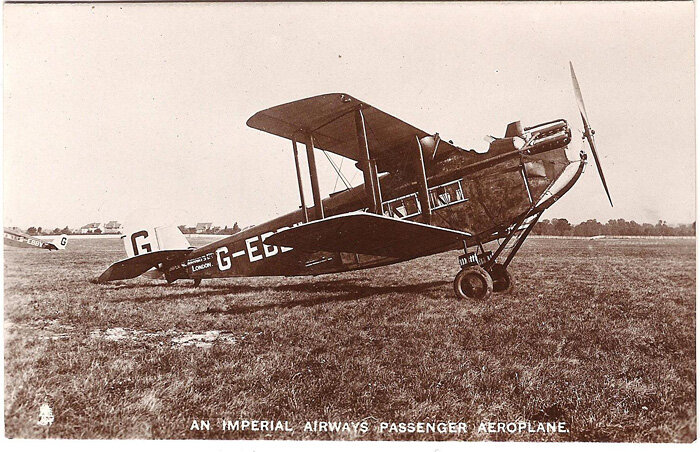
453,240,518,301
453,209,542,300
454,241,496,301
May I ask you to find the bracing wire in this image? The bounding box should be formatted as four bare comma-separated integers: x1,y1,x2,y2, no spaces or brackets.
322,150,352,191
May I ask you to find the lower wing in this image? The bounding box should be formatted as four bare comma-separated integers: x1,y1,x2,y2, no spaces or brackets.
264,212,471,259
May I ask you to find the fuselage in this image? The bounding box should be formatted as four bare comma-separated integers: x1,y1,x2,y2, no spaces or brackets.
3,228,59,250
165,119,584,280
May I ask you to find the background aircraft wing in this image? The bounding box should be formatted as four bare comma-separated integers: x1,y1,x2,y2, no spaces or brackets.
263,212,470,259
246,93,462,172
97,249,192,283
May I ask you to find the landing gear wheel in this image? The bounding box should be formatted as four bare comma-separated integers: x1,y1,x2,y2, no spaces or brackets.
489,264,515,294
193,278,202,288
454,266,493,301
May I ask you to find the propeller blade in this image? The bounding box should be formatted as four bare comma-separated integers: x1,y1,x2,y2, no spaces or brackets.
583,128,613,207
570,61,589,126
570,62,613,207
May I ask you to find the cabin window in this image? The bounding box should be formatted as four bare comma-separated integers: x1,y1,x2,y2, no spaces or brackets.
381,179,466,218
429,180,466,209
382,193,422,218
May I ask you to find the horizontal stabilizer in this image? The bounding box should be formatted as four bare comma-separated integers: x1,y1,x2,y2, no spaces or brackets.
97,249,192,283
263,212,471,259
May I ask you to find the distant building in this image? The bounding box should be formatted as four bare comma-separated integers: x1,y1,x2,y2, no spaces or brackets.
80,222,102,234
195,222,213,233
103,221,122,234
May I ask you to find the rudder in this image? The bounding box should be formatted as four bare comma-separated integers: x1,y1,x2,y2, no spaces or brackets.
122,225,191,258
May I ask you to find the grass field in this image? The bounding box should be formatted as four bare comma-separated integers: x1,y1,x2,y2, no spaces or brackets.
3,236,696,441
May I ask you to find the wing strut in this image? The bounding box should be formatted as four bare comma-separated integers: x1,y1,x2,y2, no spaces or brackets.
414,136,432,222
304,134,325,220
291,140,309,223
354,108,383,214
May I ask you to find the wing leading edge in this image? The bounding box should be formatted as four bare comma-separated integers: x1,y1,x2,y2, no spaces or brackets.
263,212,471,259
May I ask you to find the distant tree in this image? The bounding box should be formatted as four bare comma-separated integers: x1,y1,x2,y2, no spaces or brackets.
552,218,572,236
572,219,602,236
232,222,241,234
61,226,71,235
53,227,61,234
606,219,622,235
652,220,671,236
533,219,552,235
26,226,37,235
37,227,43,235
627,220,642,236
675,223,694,236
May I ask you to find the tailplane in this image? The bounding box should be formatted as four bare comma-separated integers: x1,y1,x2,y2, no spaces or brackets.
97,226,193,283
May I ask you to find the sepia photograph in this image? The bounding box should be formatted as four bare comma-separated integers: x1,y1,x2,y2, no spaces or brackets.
3,0,696,443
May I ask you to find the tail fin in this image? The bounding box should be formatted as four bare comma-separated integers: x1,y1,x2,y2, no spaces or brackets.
52,234,68,250
122,225,191,258
97,226,193,283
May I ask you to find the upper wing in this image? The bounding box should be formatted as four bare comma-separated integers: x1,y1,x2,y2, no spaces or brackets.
97,249,192,283
246,93,462,171
263,212,470,259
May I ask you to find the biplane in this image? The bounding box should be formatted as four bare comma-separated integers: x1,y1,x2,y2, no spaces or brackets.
4,228,68,251
98,63,611,301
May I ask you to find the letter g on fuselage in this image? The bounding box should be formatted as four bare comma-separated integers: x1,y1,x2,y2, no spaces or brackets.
216,246,231,270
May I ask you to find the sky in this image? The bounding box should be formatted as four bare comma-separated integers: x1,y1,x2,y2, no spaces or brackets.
3,1,695,230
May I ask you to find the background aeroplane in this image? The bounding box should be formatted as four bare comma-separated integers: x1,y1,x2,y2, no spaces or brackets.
4,228,68,251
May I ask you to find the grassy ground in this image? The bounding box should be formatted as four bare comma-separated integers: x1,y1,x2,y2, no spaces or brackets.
3,236,696,441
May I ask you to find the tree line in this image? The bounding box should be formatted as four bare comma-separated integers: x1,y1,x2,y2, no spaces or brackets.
21,218,696,237
533,219,695,236
23,224,243,236
25,226,73,236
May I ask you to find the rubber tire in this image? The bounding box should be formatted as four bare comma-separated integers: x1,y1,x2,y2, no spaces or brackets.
454,266,493,301
489,264,515,294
